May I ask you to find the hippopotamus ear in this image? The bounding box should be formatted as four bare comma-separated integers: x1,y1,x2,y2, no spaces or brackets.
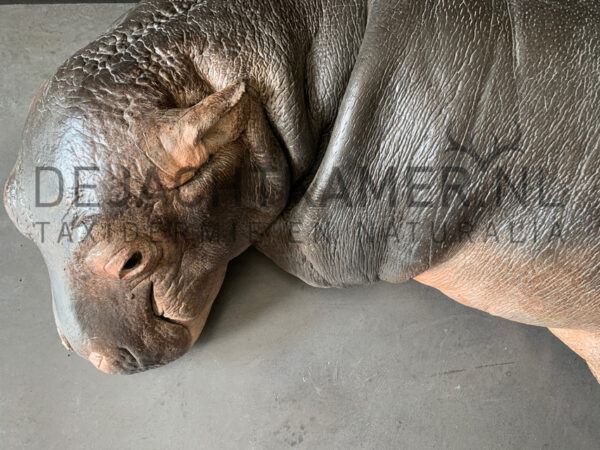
148,81,249,188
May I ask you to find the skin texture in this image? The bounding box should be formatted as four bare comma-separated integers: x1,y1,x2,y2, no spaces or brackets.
3,0,600,378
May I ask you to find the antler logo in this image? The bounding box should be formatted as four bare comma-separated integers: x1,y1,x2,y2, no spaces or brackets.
445,125,524,172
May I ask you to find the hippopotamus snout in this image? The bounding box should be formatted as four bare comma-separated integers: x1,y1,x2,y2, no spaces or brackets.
53,279,193,374
88,349,141,375
48,235,199,374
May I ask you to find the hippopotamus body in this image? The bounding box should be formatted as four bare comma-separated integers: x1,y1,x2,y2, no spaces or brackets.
4,0,600,378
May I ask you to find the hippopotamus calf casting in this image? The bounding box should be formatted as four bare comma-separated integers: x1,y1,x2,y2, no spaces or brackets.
4,0,600,378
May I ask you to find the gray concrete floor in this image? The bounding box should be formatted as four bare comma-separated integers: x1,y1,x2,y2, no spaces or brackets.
1,4,600,449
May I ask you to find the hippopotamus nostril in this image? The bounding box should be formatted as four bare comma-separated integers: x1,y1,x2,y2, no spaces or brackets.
88,349,141,374
86,240,161,281
110,248,146,280
120,251,143,277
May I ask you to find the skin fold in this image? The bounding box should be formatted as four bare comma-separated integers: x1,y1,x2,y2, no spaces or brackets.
3,0,600,378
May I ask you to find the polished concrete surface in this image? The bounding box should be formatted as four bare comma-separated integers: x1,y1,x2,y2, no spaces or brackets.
1,4,599,449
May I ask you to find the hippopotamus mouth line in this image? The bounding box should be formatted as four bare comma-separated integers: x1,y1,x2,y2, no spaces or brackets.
148,281,188,329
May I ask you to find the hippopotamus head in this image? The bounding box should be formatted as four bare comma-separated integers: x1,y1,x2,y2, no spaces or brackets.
4,61,290,373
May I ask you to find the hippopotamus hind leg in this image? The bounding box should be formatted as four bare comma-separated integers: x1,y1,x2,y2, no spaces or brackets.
549,328,600,382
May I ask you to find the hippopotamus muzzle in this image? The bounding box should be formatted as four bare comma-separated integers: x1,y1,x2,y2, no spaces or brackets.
48,234,209,374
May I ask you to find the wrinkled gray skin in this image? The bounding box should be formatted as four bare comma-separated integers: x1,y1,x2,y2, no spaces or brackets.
4,0,600,377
